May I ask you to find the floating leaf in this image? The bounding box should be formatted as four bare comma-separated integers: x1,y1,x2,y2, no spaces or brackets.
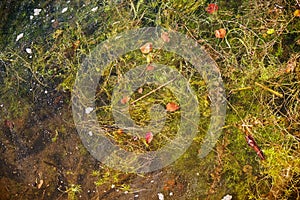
140,42,153,54
145,132,153,144
206,4,218,14
215,28,226,38
161,32,170,43
166,102,180,112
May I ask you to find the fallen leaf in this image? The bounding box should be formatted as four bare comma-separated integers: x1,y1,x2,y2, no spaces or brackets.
120,96,129,104
161,32,170,43
166,102,180,112
145,132,153,144
206,4,218,14
294,9,300,17
215,28,226,39
140,42,153,54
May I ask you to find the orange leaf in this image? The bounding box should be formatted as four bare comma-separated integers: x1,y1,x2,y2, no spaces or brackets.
140,42,153,54
294,9,300,17
215,28,226,39
166,102,180,112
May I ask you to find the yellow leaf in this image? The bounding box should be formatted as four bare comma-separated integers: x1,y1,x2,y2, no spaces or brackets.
267,29,275,35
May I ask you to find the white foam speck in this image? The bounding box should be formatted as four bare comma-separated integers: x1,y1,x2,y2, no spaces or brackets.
26,48,32,54
158,193,164,200
88,131,93,136
91,7,98,12
85,107,93,114
61,7,68,13
16,33,24,42
221,194,233,200
30,15,33,20
34,8,42,16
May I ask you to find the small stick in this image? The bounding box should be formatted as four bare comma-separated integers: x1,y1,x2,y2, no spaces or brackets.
255,82,283,98
130,77,176,105
230,86,252,94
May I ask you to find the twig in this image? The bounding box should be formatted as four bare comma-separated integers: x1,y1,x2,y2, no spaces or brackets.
130,77,177,105
255,82,283,98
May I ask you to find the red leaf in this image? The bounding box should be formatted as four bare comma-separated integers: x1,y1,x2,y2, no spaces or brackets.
206,4,218,14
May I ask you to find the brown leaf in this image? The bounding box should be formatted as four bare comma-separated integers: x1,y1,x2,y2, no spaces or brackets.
140,42,153,54
166,102,180,112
